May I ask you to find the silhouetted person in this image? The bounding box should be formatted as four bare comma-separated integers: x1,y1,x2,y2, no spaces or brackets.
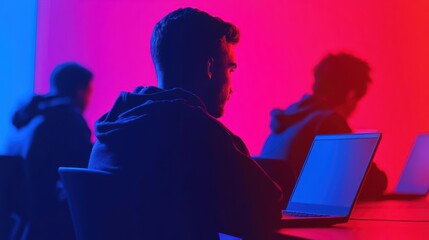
89,8,282,240
4,62,93,239
260,52,387,200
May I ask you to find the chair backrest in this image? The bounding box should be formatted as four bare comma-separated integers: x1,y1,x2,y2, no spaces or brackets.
58,167,139,240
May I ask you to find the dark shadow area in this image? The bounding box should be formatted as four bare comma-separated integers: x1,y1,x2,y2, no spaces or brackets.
254,157,297,207
0,155,26,240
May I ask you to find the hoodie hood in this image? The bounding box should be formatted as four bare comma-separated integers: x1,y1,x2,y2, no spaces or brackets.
12,95,74,129
270,94,336,133
95,86,207,142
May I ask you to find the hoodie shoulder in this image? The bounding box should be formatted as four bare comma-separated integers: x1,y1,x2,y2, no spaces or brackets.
94,87,208,141
269,95,324,133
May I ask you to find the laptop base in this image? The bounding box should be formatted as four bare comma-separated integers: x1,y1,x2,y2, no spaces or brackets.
280,216,348,228
382,193,427,201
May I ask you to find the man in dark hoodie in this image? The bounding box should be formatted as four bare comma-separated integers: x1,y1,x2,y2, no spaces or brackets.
4,62,93,239
260,53,387,200
88,8,283,240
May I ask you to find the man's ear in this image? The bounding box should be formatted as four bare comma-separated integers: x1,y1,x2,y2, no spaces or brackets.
346,89,358,102
207,57,214,80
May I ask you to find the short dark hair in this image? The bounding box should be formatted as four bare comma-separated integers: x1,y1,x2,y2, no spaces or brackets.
312,53,371,104
150,7,239,89
50,62,93,97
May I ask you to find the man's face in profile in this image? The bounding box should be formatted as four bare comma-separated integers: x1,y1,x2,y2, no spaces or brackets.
207,37,237,118
77,81,93,112
337,89,361,119
343,95,359,118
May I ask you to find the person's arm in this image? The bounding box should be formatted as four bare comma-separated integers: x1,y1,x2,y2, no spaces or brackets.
358,163,388,200
59,113,93,168
269,108,288,134
210,124,283,239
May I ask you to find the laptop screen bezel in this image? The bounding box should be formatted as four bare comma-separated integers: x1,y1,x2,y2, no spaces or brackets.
285,132,382,217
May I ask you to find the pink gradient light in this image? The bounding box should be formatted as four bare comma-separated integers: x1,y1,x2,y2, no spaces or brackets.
35,0,429,191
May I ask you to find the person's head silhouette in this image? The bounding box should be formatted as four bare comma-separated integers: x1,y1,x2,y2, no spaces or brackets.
312,53,371,118
150,8,240,118
50,62,93,112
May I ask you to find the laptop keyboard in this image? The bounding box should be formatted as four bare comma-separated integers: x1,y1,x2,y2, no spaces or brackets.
283,211,328,217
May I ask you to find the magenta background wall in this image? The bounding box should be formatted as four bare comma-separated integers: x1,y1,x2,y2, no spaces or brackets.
35,0,429,190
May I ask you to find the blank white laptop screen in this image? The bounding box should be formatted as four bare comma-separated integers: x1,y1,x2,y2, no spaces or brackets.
286,133,380,216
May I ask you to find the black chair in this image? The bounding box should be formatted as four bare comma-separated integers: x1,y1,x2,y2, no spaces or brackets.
59,167,244,240
58,167,140,240
0,155,26,240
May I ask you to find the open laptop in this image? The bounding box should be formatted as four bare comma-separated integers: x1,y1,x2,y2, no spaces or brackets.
384,133,429,200
281,133,381,227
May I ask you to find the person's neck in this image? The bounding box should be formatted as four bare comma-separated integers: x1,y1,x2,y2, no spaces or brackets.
312,93,350,118
312,93,337,107
333,106,350,119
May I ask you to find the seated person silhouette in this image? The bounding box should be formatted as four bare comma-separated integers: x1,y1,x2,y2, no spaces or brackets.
260,52,387,200
4,62,93,239
88,8,283,240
